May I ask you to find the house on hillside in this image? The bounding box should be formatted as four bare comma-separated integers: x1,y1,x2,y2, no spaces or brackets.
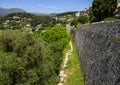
117,0,120,8
115,0,120,18
75,12,80,17
13,16,20,20
75,8,89,18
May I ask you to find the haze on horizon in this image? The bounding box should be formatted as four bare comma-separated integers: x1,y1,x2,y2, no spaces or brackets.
0,0,93,13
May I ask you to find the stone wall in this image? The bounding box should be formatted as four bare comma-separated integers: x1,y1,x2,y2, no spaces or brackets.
73,21,120,85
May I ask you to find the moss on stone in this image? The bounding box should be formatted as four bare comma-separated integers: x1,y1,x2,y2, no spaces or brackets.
114,35,120,43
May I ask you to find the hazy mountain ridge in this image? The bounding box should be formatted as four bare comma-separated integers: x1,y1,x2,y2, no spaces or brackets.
0,7,25,16
0,7,83,17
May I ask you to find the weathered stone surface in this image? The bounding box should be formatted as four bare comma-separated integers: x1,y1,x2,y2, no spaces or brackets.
73,21,120,85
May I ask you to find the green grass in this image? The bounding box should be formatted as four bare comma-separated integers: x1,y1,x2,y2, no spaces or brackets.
104,17,118,22
64,44,84,85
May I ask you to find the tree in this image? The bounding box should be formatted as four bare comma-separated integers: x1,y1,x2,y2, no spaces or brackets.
70,19,78,27
88,7,97,22
78,15,89,24
0,26,70,85
0,29,58,85
92,0,117,22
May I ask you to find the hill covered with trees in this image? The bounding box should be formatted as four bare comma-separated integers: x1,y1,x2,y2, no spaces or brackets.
0,12,58,31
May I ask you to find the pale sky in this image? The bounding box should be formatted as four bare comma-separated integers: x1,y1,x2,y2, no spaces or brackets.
0,0,93,13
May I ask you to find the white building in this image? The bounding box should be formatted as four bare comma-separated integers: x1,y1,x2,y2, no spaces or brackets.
13,16,20,19
75,12,80,17
117,0,120,8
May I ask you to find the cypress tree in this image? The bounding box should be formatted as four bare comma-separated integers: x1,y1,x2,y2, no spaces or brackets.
91,0,117,21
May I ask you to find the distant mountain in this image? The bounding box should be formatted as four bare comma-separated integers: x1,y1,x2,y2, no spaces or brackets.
32,12,58,17
48,13,59,16
31,12,47,16
0,7,25,16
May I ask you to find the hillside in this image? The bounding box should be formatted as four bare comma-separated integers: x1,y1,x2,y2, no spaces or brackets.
0,12,58,31
56,11,77,17
55,9,89,23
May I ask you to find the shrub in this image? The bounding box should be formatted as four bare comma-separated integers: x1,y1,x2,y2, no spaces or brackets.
70,19,78,26
40,25,70,48
78,15,89,24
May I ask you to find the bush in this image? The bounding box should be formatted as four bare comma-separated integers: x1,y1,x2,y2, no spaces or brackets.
70,19,78,26
40,25,70,48
78,15,89,24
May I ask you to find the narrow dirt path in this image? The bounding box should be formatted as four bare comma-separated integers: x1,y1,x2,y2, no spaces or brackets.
57,40,73,85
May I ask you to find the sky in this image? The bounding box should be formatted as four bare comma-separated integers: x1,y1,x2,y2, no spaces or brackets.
0,0,93,13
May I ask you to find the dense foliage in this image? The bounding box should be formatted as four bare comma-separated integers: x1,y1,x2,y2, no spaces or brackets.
91,0,117,22
88,7,96,23
40,25,70,48
40,25,70,74
70,15,88,26
78,15,89,24
70,19,78,27
56,11,77,17
0,25,70,85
